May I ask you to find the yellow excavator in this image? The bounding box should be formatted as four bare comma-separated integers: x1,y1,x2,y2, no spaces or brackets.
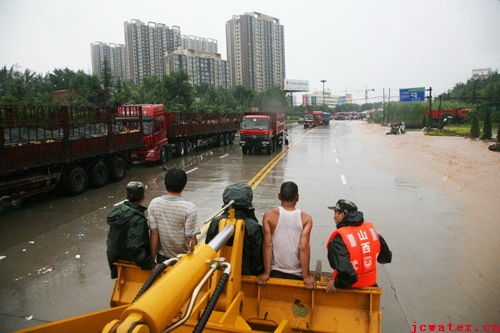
16,203,382,333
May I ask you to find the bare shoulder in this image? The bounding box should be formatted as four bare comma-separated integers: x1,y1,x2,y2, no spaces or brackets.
300,210,313,226
263,208,280,225
264,207,280,217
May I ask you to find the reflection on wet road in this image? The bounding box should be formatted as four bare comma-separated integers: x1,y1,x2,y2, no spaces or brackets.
1,122,498,332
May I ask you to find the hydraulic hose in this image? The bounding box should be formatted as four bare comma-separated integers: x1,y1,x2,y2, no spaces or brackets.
192,262,232,333
132,257,178,302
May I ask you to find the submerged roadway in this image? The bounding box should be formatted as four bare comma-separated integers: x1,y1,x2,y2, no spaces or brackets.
0,121,498,332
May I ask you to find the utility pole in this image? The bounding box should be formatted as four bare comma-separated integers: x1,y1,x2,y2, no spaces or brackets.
321,80,327,107
365,86,374,105
382,88,386,125
426,87,433,133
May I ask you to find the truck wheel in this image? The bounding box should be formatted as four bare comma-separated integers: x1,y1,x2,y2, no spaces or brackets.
159,147,168,164
229,133,235,144
90,162,109,188
67,167,88,196
175,142,185,157
108,157,126,181
218,135,224,147
185,141,192,155
242,147,248,155
224,134,230,145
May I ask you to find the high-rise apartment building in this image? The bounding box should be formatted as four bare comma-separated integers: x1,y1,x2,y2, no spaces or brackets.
124,19,181,85
165,49,230,89
90,42,126,83
226,12,285,92
181,35,218,54
91,19,229,89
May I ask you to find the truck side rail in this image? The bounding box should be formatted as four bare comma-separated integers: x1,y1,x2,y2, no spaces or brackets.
0,105,143,176
166,112,239,137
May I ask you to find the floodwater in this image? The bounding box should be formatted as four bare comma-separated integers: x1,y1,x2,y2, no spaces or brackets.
0,121,498,332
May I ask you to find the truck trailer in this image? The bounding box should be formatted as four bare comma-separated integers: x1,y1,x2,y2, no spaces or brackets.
0,105,144,204
239,111,285,154
118,104,240,163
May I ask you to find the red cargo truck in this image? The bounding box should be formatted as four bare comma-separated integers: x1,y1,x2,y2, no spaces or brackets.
118,104,239,163
303,111,323,128
0,105,144,204
425,107,472,126
239,111,285,154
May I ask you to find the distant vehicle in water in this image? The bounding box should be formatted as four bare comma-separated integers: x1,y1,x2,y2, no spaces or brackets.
322,112,331,125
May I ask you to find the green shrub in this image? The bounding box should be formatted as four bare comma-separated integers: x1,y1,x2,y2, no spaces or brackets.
482,108,492,140
470,113,480,138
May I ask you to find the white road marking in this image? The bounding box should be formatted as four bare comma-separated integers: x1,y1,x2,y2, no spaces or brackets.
186,168,198,174
335,158,340,164
341,175,347,184
113,200,126,207
219,154,229,159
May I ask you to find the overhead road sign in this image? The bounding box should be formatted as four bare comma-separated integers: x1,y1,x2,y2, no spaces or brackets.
399,87,425,102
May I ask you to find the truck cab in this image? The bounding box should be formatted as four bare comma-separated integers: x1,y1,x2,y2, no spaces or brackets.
303,114,314,128
239,112,284,154
118,104,169,163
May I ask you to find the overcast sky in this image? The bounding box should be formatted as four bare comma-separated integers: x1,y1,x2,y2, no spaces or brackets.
1,0,499,103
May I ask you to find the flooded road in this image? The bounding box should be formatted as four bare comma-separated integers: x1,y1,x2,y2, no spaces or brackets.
1,121,498,332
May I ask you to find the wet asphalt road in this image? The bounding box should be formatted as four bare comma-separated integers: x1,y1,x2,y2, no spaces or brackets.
0,122,498,332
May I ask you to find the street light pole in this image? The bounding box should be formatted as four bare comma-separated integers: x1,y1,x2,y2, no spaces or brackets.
321,80,327,107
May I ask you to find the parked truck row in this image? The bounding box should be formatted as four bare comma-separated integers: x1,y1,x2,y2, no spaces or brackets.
0,104,243,204
1,105,290,204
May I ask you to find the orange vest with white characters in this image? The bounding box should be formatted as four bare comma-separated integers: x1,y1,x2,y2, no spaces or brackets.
326,222,381,287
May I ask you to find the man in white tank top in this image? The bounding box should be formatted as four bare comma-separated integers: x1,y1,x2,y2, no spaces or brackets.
256,182,316,289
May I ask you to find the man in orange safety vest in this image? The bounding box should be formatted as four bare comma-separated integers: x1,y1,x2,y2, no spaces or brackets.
325,199,392,293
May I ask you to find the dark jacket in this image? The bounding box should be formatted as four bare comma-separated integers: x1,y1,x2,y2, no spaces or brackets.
106,201,156,279
327,211,392,288
206,209,264,276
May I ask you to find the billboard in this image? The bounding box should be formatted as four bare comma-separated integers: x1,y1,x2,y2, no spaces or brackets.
399,87,426,102
284,79,309,92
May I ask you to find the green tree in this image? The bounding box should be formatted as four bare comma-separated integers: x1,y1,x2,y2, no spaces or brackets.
470,113,480,138
231,85,255,112
254,87,289,113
